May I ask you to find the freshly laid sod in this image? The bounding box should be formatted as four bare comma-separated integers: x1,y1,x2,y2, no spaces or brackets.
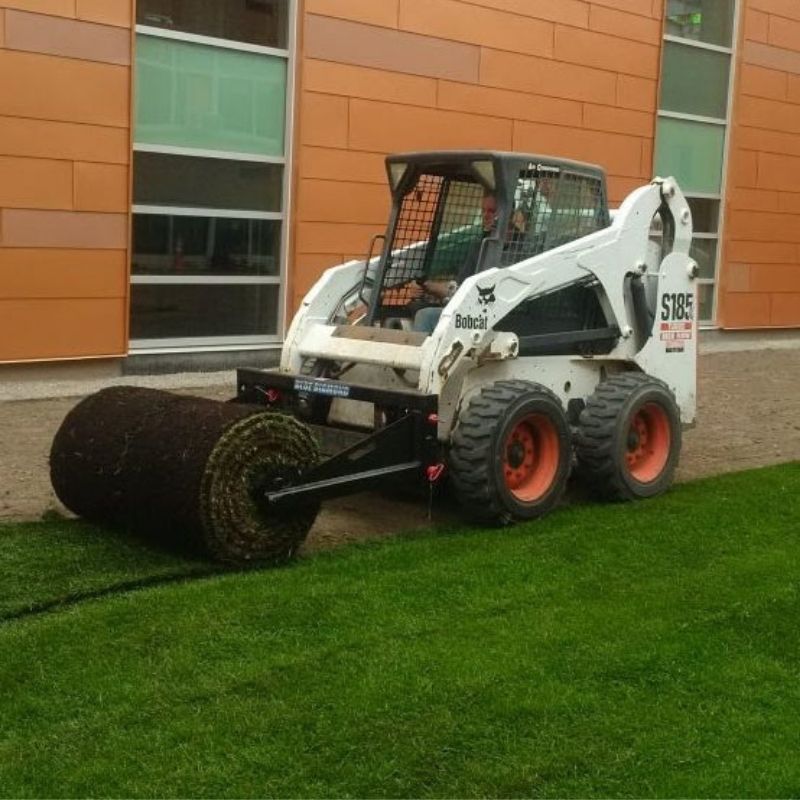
1,463,799,798
0,518,214,619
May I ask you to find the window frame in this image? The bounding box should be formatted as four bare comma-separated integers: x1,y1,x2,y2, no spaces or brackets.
129,1,297,353
655,1,741,328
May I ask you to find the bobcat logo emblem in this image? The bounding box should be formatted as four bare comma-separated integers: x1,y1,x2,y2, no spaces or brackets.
477,285,496,307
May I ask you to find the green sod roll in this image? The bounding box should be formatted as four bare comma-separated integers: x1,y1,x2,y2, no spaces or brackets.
50,386,321,564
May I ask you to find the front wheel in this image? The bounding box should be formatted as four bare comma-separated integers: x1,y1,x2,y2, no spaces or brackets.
575,372,682,500
448,380,572,525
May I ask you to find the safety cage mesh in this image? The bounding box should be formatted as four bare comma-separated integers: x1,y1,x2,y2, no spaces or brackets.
371,164,609,322
500,168,608,267
377,174,486,314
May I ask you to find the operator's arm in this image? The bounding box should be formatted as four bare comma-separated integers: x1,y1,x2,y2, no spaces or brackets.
420,280,456,301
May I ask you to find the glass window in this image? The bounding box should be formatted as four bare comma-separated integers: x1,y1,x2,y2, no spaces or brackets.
690,238,717,279
134,152,282,212
666,0,734,48
697,282,714,322
130,283,280,339
660,42,730,119
132,214,281,276
137,0,289,49
687,198,719,233
135,35,287,157
655,117,725,195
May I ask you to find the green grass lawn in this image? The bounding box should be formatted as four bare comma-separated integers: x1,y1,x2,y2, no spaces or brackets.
1,463,799,798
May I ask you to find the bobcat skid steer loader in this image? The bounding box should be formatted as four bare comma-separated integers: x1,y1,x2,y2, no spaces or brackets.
237,151,698,527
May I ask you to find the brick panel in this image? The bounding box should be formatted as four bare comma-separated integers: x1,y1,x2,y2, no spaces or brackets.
480,48,617,105
736,126,800,158
777,192,800,213
437,80,582,127
513,120,643,177
750,264,800,292
738,95,800,134
398,0,554,57
719,292,771,327
725,262,751,292
590,0,655,17
299,93,349,148
554,25,659,78
757,152,800,190
743,40,800,74
770,292,800,324
616,74,658,112
583,103,653,137
305,14,479,82
467,0,588,28
305,0,399,28
0,155,73,209
1,209,128,248
297,180,390,225
0,298,126,361
299,146,387,184
74,162,128,212
0,50,129,127
4,9,130,65
727,210,800,243
729,187,780,212
304,59,437,107
726,240,797,263
0,0,74,17
721,3,800,329
296,222,385,255
767,14,800,52
0,249,127,298
589,5,661,44
749,0,800,23
76,0,131,28
744,8,769,41
740,64,787,100
348,98,514,153
0,115,129,163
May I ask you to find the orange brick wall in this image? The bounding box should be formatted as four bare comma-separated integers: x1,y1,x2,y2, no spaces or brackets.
720,0,800,328
290,0,664,312
0,1,131,362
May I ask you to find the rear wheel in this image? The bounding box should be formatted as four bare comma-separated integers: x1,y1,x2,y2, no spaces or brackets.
448,380,571,524
575,372,681,500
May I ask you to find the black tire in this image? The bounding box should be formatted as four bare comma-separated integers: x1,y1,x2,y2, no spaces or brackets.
575,372,681,501
448,380,571,525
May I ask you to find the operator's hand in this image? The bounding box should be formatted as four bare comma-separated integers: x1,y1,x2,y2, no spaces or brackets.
421,280,454,300
405,282,425,300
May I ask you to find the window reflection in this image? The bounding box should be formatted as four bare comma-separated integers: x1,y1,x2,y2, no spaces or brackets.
131,284,279,338
132,215,281,276
666,0,734,48
137,0,289,49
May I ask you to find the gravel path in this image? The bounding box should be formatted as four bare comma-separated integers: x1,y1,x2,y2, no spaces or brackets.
2,348,799,552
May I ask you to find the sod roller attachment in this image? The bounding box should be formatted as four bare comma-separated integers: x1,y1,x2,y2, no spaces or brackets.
50,387,321,565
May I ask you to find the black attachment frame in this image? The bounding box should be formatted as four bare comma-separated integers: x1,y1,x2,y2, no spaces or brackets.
262,411,435,506
236,367,440,506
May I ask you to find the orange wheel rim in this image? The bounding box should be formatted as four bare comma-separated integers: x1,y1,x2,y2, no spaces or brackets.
502,414,560,502
625,402,671,483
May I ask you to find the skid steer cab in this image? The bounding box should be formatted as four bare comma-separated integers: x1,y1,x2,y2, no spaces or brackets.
237,150,698,527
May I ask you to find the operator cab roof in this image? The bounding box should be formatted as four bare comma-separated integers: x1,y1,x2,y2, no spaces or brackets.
384,150,607,197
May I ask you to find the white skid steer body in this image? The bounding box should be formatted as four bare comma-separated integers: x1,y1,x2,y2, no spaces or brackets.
280,176,697,442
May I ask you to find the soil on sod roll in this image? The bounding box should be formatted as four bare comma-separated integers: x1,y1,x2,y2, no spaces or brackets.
50,386,321,564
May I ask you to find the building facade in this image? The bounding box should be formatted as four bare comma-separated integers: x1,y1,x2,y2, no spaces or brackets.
0,0,797,368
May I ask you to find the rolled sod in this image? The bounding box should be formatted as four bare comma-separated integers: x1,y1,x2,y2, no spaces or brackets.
50,386,321,565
